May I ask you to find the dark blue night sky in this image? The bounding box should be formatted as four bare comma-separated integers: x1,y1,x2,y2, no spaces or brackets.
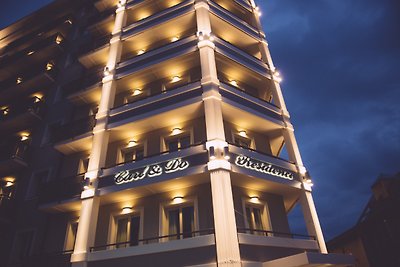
1,0,399,240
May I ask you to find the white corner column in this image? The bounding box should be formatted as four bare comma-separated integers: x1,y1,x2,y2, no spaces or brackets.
71,3,128,266
195,1,241,266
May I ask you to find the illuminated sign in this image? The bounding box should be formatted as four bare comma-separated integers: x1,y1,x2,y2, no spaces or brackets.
235,155,294,180
114,158,189,185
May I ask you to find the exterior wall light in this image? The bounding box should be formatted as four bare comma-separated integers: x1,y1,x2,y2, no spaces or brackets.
255,6,262,16
16,77,23,84
306,178,314,187
117,0,127,8
122,207,133,214
197,31,214,42
171,127,182,135
171,36,180,42
223,146,230,160
103,66,111,76
55,35,63,45
20,133,30,141
209,146,216,160
46,62,54,71
127,140,137,147
27,51,35,56
83,178,91,190
171,76,182,83
137,49,145,55
132,89,142,96
238,130,247,137
2,107,9,115
273,71,282,83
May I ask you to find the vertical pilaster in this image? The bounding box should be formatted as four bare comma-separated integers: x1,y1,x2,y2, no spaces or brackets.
195,1,241,266
71,3,127,266
250,1,328,253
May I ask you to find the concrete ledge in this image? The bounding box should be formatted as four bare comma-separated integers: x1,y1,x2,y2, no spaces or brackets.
238,233,319,251
262,252,354,267
88,234,215,262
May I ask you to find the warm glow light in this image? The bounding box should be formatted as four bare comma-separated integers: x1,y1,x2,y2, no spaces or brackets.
230,80,238,87
172,196,184,204
127,140,137,147
171,36,180,42
132,89,142,96
171,76,182,83
306,178,314,187
5,181,14,187
122,207,133,214
273,71,282,83
16,77,23,84
103,67,111,76
250,196,260,203
65,19,73,25
1,107,9,115
55,35,63,44
171,127,182,135
27,51,35,56
20,134,30,141
137,49,145,55
46,62,54,71
238,130,247,137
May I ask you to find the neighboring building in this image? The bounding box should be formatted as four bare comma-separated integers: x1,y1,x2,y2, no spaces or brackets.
0,0,354,266
328,172,400,267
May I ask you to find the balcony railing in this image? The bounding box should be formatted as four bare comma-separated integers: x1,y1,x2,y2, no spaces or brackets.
51,116,96,144
0,139,29,163
21,250,73,267
0,98,45,123
38,174,84,204
90,228,215,252
0,194,15,219
237,228,316,240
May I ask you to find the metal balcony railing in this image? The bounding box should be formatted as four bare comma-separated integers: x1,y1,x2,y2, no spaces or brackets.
21,250,73,267
90,228,215,252
237,228,316,240
51,115,96,143
38,174,85,204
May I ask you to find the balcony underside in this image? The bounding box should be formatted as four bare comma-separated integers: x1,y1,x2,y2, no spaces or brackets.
261,252,354,267
0,111,43,134
54,132,93,155
78,44,110,69
0,157,28,174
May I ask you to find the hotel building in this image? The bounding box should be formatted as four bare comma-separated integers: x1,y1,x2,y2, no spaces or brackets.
0,0,354,266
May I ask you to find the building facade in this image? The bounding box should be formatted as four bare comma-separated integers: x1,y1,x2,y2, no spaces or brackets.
328,172,400,267
0,0,354,266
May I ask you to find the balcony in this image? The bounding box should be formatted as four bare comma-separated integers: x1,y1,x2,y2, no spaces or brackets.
88,229,216,265
0,194,15,222
211,0,255,26
21,251,72,267
0,63,57,105
38,174,84,206
51,116,96,154
65,68,103,105
0,139,29,174
0,97,45,134
0,33,65,81
78,34,111,68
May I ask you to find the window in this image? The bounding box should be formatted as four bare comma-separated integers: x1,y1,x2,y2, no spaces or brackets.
12,230,35,260
78,157,90,174
166,135,191,152
120,146,144,163
109,211,142,249
167,206,195,240
232,131,254,149
161,198,198,241
26,170,50,200
243,199,271,236
64,219,79,251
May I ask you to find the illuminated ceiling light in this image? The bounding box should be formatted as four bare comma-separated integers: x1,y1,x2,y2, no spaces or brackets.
46,62,54,71
122,207,133,214
5,181,14,187
27,51,35,56
1,107,9,115
171,127,182,135
238,130,247,137
171,36,180,42
132,89,142,96
230,80,238,87
20,134,30,141
172,196,184,203
137,49,145,55
16,77,23,84
55,35,63,44
171,76,182,83
250,196,259,203
65,19,73,25
127,140,137,147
